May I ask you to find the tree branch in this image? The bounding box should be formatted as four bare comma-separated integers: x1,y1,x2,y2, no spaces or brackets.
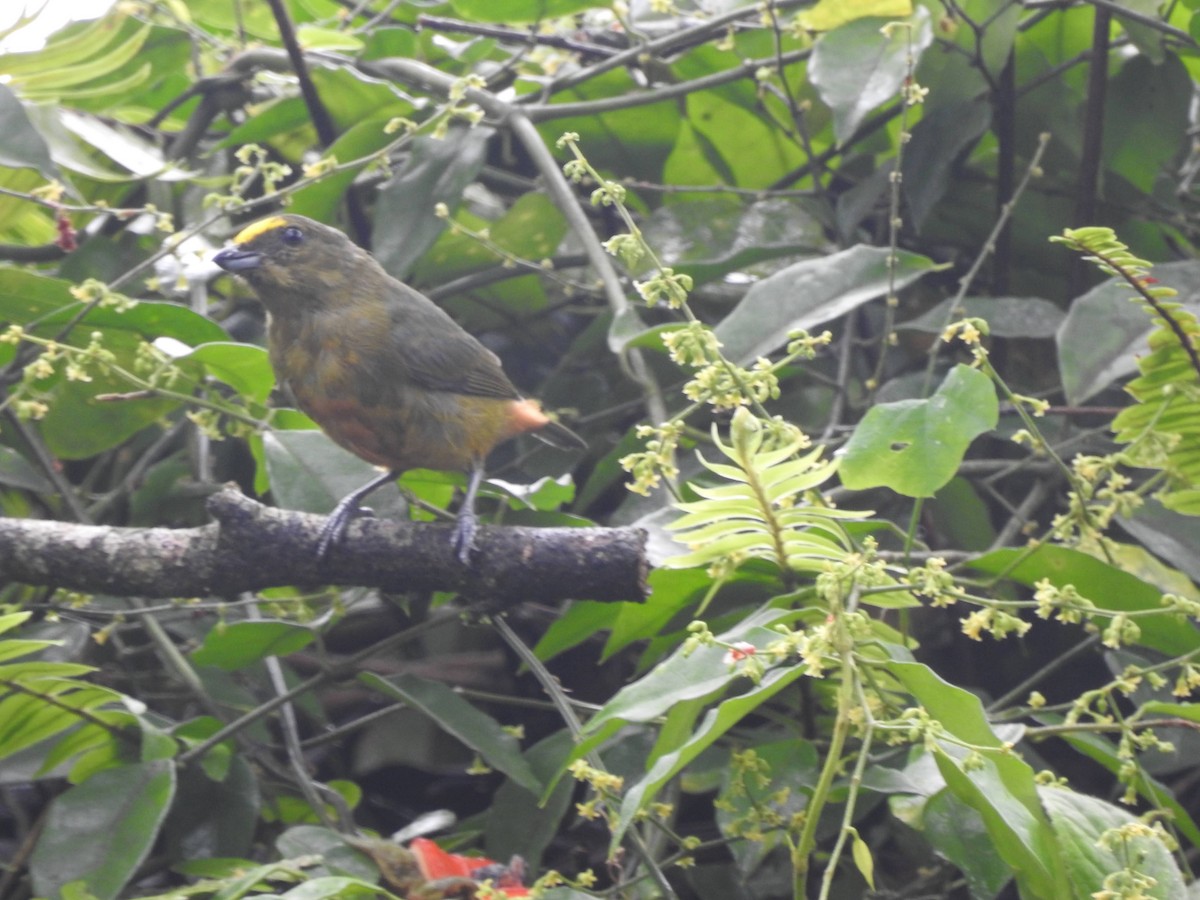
0,487,649,604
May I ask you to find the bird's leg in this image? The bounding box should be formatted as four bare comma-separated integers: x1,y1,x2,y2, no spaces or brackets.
452,462,485,564
317,469,399,560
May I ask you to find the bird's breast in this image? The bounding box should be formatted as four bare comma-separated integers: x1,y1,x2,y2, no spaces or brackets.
267,311,511,472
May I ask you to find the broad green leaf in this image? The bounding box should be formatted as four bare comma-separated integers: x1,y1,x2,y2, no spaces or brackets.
637,197,825,285
360,672,541,794
809,8,932,145
888,654,1069,898
191,621,316,670
682,89,806,189
0,84,57,176
30,759,176,900
1103,55,1191,194
1052,724,1200,851
0,270,230,458
484,729,576,869
1055,260,1200,404
713,245,940,363
900,296,1065,339
838,365,998,497
161,756,259,864
1041,787,1186,898
969,545,1200,656
181,342,275,405
932,747,1063,898
0,446,54,493
611,661,809,849
902,97,991,228
261,429,401,517
923,789,1013,898
374,128,495,281
450,0,600,23
797,0,913,31
568,607,805,766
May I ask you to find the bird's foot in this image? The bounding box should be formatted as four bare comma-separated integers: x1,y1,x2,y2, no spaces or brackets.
316,501,375,561
451,509,478,564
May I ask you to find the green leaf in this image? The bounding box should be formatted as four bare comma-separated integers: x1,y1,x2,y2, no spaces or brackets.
261,429,401,517
181,342,275,405
449,0,600,24
374,128,495,281
1102,55,1191,193
849,826,875,890
568,607,804,768
923,789,1014,898
14,23,151,95
484,729,576,869
0,83,57,176
902,97,992,229
359,672,541,794
969,545,1200,657
839,364,998,497
1056,260,1200,404
713,245,940,363
899,296,1065,339
888,654,1068,898
191,621,316,670
1041,787,1186,898
796,0,914,31
0,446,54,492
809,8,933,145
638,197,825,285
30,759,176,900
611,660,809,850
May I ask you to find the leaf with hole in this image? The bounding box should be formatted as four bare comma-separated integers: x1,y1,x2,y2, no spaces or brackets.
838,364,998,497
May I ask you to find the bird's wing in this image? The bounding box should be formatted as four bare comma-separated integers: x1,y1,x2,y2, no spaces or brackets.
384,286,521,401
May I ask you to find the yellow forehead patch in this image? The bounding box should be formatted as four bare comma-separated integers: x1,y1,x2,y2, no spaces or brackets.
233,216,288,245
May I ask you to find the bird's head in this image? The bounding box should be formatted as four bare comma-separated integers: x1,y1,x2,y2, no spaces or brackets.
213,214,372,312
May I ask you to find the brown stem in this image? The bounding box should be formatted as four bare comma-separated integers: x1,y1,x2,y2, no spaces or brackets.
0,487,649,605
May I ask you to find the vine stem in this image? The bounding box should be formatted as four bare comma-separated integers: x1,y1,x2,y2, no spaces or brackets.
792,587,860,897
817,678,876,900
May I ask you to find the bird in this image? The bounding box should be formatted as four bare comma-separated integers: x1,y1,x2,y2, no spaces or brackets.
212,213,585,563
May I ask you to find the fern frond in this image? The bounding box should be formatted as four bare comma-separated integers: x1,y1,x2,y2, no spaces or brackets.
0,611,136,777
1054,227,1200,514
664,408,861,574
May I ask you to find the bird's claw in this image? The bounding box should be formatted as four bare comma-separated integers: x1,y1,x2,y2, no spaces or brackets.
316,503,375,561
452,510,477,564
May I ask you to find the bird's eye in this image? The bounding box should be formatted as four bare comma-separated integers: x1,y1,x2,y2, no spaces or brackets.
281,226,305,246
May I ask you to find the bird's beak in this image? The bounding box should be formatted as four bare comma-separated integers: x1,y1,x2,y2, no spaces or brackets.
213,247,263,272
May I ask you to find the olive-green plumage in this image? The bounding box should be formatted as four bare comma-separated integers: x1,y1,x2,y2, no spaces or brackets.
213,213,584,560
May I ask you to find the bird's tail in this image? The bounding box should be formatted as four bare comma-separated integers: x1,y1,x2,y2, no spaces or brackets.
534,418,587,452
